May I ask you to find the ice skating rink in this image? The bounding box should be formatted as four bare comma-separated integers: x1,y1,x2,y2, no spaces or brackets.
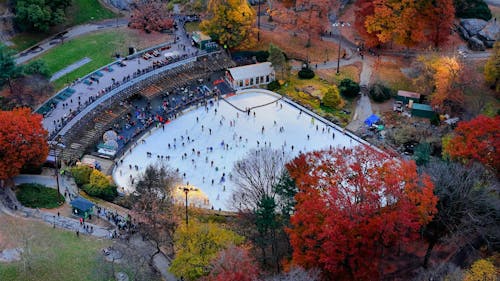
113,91,362,210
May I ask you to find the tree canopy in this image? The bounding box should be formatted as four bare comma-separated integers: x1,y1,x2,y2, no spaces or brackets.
170,221,244,280
200,0,257,49
357,0,455,48
443,115,500,174
484,41,500,93
15,0,71,32
129,0,174,33
0,108,48,180
286,147,437,280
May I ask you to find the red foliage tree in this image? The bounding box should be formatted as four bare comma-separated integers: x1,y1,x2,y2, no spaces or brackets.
129,0,174,33
443,115,500,174
0,108,48,180
286,147,437,280
423,0,455,47
204,245,259,281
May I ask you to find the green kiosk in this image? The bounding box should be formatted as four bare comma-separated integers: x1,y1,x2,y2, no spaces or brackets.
70,197,94,219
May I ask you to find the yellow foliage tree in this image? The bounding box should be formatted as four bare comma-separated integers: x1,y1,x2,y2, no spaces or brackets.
484,41,500,93
463,259,498,281
414,55,465,112
170,221,244,280
322,86,342,109
200,0,256,49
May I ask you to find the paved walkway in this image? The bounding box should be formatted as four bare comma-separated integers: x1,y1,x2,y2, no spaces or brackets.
15,18,129,64
43,16,201,138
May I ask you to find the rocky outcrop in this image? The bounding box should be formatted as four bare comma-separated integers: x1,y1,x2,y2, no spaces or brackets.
459,18,499,50
478,20,500,47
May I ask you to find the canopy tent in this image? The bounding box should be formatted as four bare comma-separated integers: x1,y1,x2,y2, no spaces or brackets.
364,114,380,126
103,130,118,142
70,197,94,219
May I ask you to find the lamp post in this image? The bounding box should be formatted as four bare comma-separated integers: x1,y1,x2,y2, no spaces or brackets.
257,0,261,41
332,21,350,75
183,187,189,226
48,140,66,195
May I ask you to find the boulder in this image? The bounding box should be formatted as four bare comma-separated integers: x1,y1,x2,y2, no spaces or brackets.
478,20,499,48
468,36,486,51
460,19,488,36
457,25,470,41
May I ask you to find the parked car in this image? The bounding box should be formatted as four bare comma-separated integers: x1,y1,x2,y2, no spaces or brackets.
393,101,404,112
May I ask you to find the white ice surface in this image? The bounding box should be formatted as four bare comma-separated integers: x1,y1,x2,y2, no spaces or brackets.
113,91,361,211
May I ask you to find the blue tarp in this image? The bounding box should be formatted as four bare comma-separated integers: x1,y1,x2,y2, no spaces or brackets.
364,114,380,126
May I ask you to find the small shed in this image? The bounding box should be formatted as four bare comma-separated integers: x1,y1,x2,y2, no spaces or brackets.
364,114,380,126
225,62,275,89
70,197,94,219
191,31,212,50
411,103,435,118
396,90,421,104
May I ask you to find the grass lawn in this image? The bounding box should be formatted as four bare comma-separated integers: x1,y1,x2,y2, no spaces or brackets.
0,215,111,281
29,27,173,91
9,33,52,52
257,30,340,64
184,22,200,33
316,62,362,84
371,59,413,91
66,0,118,26
8,0,117,52
42,30,127,90
16,183,64,209
277,73,352,125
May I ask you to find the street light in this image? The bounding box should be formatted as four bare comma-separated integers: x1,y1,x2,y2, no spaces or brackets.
48,140,66,195
179,183,197,226
332,21,350,75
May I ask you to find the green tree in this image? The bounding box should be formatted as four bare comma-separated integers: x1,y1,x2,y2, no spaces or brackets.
322,86,342,109
23,60,50,78
15,0,70,32
453,0,491,20
338,78,360,98
484,41,500,93
200,0,256,49
413,142,431,166
170,221,244,280
268,44,287,80
0,44,22,94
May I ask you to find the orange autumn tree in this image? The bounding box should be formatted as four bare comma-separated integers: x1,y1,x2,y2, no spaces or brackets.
358,0,455,48
286,147,437,280
0,108,48,180
443,115,500,174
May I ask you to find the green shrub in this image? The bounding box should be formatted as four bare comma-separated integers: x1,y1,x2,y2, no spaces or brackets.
413,142,431,166
339,78,360,98
322,86,342,109
298,68,315,79
267,80,281,91
255,51,270,62
82,169,117,201
369,83,393,102
16,183,64,208
71,165,93,186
